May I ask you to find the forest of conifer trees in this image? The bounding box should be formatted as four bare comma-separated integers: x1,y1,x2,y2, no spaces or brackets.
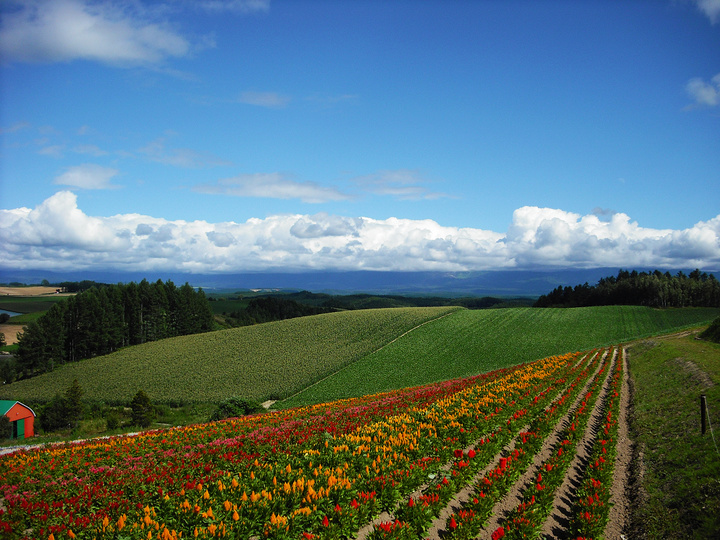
534,269,720,308
14,279,214,379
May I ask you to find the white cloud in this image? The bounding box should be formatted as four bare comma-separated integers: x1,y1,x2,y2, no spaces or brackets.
0,121,31,134
193,173,352,203
686,73,720,107
73,144,109,157
2,193,719,273
237,91,291,108
0,191,126,257
54,164,121,189
139,136,232,168
195,0,270,14
353,169,451,200
695,0,720,23
0,0,189,66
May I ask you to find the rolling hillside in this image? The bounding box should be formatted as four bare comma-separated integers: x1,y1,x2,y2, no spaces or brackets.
2,305,718,408
0,307,458,405
279,305,720,407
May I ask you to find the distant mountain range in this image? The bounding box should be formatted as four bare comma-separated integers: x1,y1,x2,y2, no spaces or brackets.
5,267,715,297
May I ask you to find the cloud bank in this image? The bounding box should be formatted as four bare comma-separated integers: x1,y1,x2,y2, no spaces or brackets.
1,192,719,273
0,0,268,67
0,0,189,66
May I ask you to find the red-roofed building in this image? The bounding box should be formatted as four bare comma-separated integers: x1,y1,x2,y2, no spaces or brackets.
1,400,36,439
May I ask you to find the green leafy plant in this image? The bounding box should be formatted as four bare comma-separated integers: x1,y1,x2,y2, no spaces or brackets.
130,390,154,428
209,397,262,421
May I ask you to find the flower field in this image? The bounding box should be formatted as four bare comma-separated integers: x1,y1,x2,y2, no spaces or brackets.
0,346,627,539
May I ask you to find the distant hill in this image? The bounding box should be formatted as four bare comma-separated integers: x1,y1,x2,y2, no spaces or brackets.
0,267,693,296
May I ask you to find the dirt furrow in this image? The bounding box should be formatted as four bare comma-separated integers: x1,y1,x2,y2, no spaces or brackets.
605,347,632,539
540,348,619,537
474,349,613,539
356,352,595,540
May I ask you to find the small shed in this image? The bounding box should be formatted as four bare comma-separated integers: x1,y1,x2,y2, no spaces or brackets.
1,400,36,439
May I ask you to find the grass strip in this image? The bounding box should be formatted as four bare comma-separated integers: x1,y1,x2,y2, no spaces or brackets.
626,333,720,539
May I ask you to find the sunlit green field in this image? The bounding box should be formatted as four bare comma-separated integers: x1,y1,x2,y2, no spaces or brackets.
2,305,718,409
279,306,720,407
0,306,458,405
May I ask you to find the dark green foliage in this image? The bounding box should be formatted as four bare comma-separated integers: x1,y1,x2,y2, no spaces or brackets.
0,313,10,324
64,379,84,428
37,379,86,432
535,268,720,308
0,357,16,384
15,279,215,378
0,414,10,439
699,317,720,343
209,397,263,421
39,393,69,432
130,390,154,428
105,412,120,431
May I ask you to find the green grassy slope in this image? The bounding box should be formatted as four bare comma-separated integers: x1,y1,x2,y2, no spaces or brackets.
626,333,720,538
279,306,720,407
0,306,458,405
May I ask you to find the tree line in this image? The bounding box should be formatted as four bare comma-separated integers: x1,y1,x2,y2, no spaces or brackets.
14,279,214,379
221,296,336,327
534,269,720,308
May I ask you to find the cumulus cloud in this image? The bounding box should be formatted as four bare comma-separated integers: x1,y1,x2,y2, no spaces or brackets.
0,0,190,66
686,73,720,108
290,214,361,239
193,173,352,203
54,164,121,189
1,193,719,273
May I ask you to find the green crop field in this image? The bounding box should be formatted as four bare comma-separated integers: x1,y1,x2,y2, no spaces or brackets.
2,305,718,410
279,305,720,407
0,296,67,314
0,306,458,405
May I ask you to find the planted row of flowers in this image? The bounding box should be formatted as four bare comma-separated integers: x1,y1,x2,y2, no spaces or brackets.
440,348,611,539
495,347,617,539
567,347,624,539
364,348,605,539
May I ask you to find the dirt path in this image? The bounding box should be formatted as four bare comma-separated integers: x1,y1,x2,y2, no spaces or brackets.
605,347,632,538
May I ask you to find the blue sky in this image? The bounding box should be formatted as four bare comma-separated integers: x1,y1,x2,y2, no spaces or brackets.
1,0,719,274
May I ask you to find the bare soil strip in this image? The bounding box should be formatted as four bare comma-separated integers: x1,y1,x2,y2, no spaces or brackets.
422,354,598,540
474,349,614,539
357,352,597,540
540,348,619,537
605,347,632,539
